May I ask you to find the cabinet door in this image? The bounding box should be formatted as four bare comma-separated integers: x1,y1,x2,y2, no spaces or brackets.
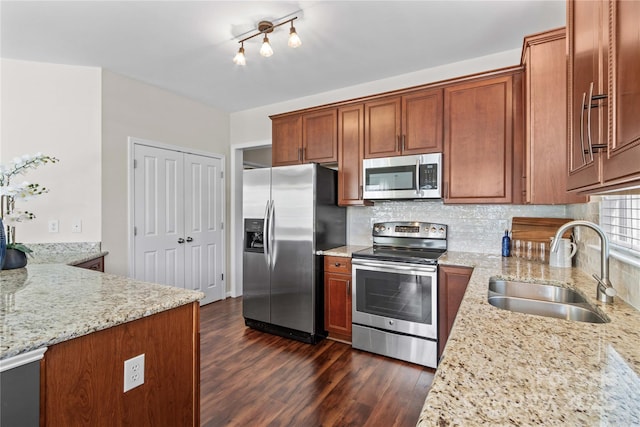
438,265,473,358
302,109,338,163
338,104,369,206
272,115,302,166
402,89,443,154
523,29,586,204
324,272,352,342
604,0,640,184
444,75,514,203
364,97,402,158
567,0,607,190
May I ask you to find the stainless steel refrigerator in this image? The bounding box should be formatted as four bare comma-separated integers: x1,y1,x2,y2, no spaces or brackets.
242,163,346,343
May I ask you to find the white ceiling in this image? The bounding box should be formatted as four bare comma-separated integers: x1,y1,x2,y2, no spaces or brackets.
1,1,566,113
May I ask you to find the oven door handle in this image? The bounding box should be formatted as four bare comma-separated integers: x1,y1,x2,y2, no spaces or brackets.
353,260,437,274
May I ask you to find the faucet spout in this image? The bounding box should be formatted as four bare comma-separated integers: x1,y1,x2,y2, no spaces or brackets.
550,220,616,304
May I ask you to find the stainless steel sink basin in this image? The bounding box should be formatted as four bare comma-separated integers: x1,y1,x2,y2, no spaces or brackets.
489,278,588,304
488,278,610,324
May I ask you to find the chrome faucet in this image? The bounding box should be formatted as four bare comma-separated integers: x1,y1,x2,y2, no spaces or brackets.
551,220,616,304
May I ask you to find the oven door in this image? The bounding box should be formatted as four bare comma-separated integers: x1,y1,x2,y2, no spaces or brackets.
352,258,437,339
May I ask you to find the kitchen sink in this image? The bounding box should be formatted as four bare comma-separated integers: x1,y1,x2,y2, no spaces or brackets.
489,278,589,304
488,278,610,324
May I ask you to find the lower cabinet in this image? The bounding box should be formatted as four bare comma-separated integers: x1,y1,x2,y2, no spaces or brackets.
438,265,473,358
41,303,200,426
324,256,352,343
73,256,104,272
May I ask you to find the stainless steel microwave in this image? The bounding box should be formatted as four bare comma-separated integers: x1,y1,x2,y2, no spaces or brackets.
362,153,442,200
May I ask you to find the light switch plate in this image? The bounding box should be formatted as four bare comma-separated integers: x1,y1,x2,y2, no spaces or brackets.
123,354,145,392
48,220,59,233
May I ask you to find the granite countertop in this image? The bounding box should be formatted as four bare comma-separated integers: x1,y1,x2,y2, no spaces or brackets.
318,245,370,257
418,251,640,425
0,263,204,360
29,250,109,266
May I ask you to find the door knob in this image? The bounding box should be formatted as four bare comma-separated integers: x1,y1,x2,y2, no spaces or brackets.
186,237,193,242
178,238,185,244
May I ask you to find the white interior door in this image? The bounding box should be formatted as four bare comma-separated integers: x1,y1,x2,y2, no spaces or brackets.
184,153,224,305
132,141,225,305
133,144,185,288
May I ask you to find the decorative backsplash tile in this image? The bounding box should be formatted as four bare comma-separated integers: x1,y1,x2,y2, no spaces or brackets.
347,200,567,254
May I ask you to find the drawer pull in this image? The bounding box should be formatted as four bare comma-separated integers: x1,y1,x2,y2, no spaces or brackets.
334,262,341,267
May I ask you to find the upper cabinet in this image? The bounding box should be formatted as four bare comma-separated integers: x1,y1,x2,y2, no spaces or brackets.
603,0,640,184
567,0,608,190
521,28,586,204
364,88,443,159
338,104,371,206
444,71,523,204
567,0,640,192
271,108,337,166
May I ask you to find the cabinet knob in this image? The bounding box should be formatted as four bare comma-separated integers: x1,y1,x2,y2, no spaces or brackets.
178,238,185,244
186,237,193,242
334,262,341,267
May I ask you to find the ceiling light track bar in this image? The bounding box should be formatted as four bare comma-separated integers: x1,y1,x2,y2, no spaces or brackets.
238,17,298,44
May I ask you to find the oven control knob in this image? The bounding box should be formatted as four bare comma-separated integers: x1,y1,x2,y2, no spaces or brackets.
439,227,445,234
388,320,394,326
430,227,437,234
379,225,386,232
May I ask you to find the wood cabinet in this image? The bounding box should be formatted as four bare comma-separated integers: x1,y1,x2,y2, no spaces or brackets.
323,256,352,342
364,88,443,159
444,71,522,203
603,0,640,184
272,115,303,166
521,28,586,204
74,255,104,272
41,302,200,426
567,0,640,192
338,104,371,206
272,109,337,166
567,0,608,191
438,265,473,358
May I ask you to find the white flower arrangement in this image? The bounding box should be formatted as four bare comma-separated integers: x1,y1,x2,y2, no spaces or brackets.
1,153,59,253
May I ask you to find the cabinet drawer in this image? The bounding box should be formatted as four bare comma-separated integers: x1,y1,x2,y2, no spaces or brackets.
324,256,352,274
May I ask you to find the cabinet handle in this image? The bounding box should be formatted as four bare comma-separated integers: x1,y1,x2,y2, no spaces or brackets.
178,238,185,244
186,237,193,242
346,280,350,296
586,82,594,162
402,135,406,152
302,147,306,161
579,91,587,166
298,148,302,161
397,135,401,152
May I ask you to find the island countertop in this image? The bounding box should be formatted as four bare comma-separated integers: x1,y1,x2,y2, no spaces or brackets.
0,264,203,360
418,251,640,426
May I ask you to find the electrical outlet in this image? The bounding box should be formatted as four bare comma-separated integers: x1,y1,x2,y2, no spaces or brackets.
48,220,59,233
123,354,145,392
72,219,82,233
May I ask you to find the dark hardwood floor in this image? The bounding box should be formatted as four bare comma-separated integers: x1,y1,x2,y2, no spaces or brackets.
200,297,435,427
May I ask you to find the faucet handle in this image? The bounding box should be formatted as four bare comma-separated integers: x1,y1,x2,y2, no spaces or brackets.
593,274,616,297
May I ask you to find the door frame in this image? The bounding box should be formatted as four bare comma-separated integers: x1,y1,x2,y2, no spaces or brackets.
127,137,226,290
229,139,271,298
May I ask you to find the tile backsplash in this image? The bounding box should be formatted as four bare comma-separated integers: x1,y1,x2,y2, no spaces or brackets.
347,200,567,253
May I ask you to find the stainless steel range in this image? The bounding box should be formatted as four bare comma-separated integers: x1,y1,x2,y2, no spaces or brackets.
351,221,447,368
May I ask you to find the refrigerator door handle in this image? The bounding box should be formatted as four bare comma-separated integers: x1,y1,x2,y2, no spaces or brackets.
269,200,276,268
263,200,271,268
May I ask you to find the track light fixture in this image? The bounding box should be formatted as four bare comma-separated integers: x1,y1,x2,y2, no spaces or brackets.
233,16,301,65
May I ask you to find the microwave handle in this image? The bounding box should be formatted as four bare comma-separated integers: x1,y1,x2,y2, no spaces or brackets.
415,159,420,195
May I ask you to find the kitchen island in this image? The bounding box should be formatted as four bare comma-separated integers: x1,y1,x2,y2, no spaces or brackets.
0,262,203,426
419,252,640,425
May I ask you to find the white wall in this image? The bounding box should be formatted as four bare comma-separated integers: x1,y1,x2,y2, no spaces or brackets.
1,59,102,243
101,70,230,277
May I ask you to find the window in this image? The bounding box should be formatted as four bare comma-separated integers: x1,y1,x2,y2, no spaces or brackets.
600,194,640,256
